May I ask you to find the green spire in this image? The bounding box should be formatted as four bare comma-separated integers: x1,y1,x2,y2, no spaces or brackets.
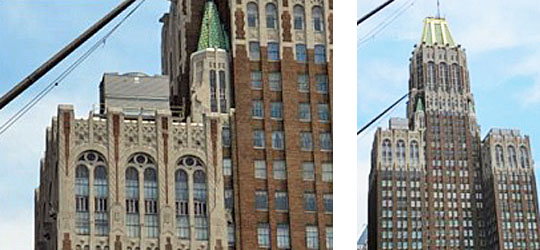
416,97,424,112
197,1,229,51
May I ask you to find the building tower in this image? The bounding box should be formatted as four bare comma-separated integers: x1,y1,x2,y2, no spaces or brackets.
407,17,485,249
368,16,540,250
162,0,334,249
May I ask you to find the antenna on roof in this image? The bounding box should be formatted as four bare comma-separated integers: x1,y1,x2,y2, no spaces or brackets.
437,0,441,18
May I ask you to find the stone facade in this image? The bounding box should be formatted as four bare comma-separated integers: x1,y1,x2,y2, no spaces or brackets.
35,104,231,250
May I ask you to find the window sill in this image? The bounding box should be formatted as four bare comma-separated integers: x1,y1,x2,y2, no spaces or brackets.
299,119,312,122
321,149,333,152
270,117,283,121
252,116,264,120
253,146,265,150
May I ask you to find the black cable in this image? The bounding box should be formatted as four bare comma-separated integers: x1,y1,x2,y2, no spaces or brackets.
357,92,409,135
358,0,395,25
358,0,414,47
0,0,147,136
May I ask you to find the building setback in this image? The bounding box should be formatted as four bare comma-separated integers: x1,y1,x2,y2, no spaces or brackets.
368,17,540,250
35,0,333,250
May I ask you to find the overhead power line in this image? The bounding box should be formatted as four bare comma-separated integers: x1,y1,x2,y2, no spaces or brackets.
358,0,415,47
357,0,396,25
357,92,409,136
0,0,147,136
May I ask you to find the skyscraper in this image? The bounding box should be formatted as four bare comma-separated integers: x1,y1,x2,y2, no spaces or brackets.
35,1,333,250
368,17,540,250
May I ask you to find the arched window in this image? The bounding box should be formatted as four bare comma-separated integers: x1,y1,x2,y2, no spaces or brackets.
440,63,449,91
427,62,435,88
247,2,259,27
508,146,517,168
194,170,208,240
293,5,305,30
451,64,462,92
396,140,406,167
94,166,108,236
265,3,278,29
75,165,90,235
219,70,227,113
175,170,189,239
520,146,529,168
312,6,324,32
410,141,419,166
382,139,392,165
210,70,217,112
125,167,140,237
144,168,159,238
495,145,504,168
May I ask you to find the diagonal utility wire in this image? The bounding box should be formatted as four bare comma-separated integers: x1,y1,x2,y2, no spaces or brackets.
357,92,409,136
358,0,415,47
0,0,147,136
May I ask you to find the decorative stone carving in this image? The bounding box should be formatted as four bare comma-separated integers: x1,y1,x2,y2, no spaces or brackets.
142,125,157,148
123,123,137,147
234,9,245,39
74,120,88,146
93,121,107,145
281,11,292,42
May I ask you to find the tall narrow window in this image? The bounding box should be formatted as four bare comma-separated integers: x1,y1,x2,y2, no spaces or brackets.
440,63,449,91
508,146,517,168
298,73,309,92
410,141,419,166
277,224,291,248
315,74,329,93
194,170,208,240
272,131,285,150
320,132,332,151
427,62,435,88
94,166,108,236
275,191,289,211
270,102,283,119
520,146,529,168
255,190,269,210
304,192,316,212
268,42,280,61
312,7,324,31
396,140,405,167
175,170,189,239
326,227,333,249
306,226,319,249
222,126,231,147
273,160,287,180
322,163,333,182
298,103,311,121
144,168,159,238
219,70,227,113
75,165,90,235
296,44,307,62
314,45,326,64
125,167,140,237
318,104,330,122
225,189,233,210
247,2,259,27
496,145,504,168
252,100,264,118
451,64,462,92
265,3,278,29
324,194,333,213
303,162,315,181
382,139,392,165
293,5,305,30
257,223,271,248
253,130,265,148
210,70,217,112
300,132,314,151
251,71,263,89
269,72,282,90
223,158,232,176
254,160,267,179
249,42,261,61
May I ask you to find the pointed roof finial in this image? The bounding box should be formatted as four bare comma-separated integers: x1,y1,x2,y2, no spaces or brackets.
437,0,441,18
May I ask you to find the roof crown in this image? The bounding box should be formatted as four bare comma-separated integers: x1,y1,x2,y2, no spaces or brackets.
420,17,455,47
197,1,229,51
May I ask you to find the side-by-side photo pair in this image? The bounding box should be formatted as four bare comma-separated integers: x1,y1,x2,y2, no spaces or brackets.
359,0,540,249
0,0,335,249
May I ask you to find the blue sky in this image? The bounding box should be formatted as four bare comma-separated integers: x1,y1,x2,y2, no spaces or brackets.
358,0,540,236
0,1,169,248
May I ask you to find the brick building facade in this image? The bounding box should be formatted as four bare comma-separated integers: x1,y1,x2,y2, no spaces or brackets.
368,17,540,250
